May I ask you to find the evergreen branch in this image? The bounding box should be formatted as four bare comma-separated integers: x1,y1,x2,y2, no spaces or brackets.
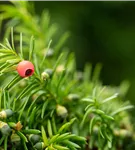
0,1,134,150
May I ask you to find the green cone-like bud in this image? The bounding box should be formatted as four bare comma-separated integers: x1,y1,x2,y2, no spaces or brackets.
56,65,65,73
34,142,44,150
41,72,49,80
0,109,14,119
44,69,53,77
11,133,21,148
0,121,11,136
56,105,68,118
11,133,20,142
29,134,41,144
67,94,80,101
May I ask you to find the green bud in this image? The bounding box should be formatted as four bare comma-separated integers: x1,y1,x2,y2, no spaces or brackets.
0,121,11,136
0,110,6,119
41,72,49,80
11,133,21,148
56,65,65,73
29,134,41,144
56,105,68,118
0,109,13,119
5,109,14,118
67,94,80,101
34,142,45,150
11,133,20,142
44,69,53,77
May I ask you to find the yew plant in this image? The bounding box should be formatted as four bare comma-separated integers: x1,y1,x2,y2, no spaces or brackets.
0,1,134,150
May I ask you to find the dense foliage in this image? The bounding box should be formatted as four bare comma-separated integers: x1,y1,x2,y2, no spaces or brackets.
0,1,134,150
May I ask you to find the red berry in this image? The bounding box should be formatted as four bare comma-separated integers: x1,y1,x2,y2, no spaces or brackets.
17,60,34,77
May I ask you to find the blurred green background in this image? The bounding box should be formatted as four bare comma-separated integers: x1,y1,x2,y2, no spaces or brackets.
1,1,135,106
34,1,135,105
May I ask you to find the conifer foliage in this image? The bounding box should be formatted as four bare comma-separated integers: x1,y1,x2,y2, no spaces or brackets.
0,1,134,150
